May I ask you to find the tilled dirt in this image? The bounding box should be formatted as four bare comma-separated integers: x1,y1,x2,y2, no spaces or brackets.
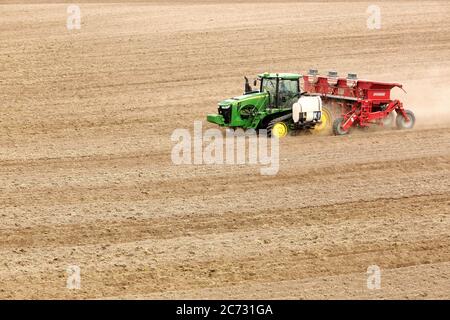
0,1,449,299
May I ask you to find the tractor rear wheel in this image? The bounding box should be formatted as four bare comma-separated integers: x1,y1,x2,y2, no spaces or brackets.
268,121,289,138
313,105,333,135
396,110,415,129
267,114,292,138
332,118,349,136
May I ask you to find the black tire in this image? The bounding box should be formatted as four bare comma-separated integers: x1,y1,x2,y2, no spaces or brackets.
396,109,415,129
332,118,349,136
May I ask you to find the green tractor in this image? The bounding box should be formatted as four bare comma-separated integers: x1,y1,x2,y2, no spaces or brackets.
206,72,328,137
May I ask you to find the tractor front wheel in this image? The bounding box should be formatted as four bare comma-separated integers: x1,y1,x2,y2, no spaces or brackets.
396,110,415,130
333,118,349,136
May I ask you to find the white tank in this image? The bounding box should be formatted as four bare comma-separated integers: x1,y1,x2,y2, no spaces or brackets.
292,96,322,123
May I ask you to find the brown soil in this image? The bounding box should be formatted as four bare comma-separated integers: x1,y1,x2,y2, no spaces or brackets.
0,1,449,299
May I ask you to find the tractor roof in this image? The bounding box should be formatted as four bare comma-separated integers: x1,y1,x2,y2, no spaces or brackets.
258,72,301,80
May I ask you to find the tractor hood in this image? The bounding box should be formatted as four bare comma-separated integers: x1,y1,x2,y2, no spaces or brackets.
218,92,266,106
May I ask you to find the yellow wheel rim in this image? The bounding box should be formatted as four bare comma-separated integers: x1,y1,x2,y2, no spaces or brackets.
272,122,288,138
314,108,331,133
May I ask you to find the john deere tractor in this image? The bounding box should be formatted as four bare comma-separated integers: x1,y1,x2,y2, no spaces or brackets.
206,72,328,137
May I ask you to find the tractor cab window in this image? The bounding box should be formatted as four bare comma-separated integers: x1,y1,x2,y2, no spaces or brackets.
261,77,299,108
261,78,277,107
278,79,299,109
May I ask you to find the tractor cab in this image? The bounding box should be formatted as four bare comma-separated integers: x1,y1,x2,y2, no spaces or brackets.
256,73,301,109
207,72,303,130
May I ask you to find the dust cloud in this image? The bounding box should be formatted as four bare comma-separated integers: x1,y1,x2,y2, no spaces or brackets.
393,81,450,128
